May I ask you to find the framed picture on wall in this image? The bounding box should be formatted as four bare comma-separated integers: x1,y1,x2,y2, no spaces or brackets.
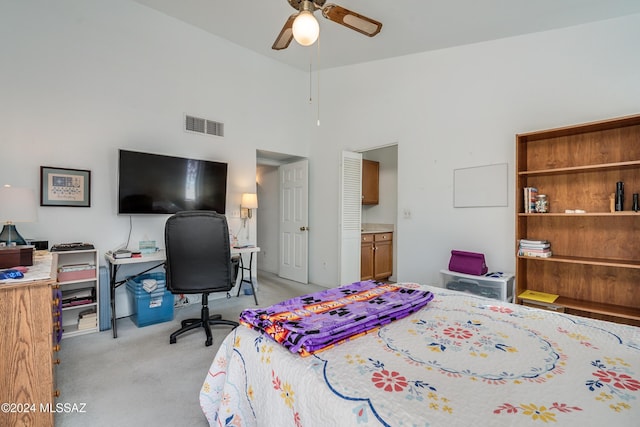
40,166,91,207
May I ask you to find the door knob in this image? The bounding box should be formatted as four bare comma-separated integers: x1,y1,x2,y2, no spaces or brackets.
299,226,309,231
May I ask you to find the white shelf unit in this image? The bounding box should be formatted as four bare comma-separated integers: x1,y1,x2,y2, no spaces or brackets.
54,249,100,338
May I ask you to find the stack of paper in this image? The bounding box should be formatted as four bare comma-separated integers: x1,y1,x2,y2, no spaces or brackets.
77,308,97,330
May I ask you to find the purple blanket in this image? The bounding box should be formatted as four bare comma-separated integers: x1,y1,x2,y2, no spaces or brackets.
239,280,434,356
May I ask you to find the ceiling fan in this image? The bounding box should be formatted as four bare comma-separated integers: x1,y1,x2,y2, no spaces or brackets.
272,0,382,50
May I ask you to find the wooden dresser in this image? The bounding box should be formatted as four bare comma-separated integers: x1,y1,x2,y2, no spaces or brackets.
0,252,57,427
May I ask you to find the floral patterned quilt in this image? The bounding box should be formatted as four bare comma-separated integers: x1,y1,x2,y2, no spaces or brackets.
200,283,640,426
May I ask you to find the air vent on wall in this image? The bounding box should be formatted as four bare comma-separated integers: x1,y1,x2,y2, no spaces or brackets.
206,120,223,136
185,115,224,137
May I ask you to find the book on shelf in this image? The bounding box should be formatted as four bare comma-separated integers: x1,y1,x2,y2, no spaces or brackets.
77,318,97,330
61,287,96,307
114,249,132,259
58,263,96,273
62,298,94,308
520,242,551,249
518,247,551,253
520,247,551,253
62,287,94,300
521,300,565,312
78,307,96,317
519,250,553,258
518,289,559,304
519,238,551,257
519,239,549,246
77,308,97,330
523,187,538,213
78,313,96,320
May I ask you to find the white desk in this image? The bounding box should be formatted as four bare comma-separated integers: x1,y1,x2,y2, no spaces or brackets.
104,247,260,338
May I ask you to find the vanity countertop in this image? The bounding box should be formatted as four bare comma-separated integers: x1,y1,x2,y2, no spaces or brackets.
361,224,394,234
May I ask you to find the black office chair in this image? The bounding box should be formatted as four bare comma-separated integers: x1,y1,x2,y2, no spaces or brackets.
164,211,239,346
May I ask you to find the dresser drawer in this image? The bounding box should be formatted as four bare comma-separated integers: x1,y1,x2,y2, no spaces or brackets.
374,232,392,242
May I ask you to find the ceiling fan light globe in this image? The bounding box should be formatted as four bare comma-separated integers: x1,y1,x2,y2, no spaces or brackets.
292,11,319,46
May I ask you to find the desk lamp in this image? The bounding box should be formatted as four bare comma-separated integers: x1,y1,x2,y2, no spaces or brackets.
0,185,38,246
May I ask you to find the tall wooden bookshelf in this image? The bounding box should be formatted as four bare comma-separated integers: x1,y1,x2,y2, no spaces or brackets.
515,114,640,326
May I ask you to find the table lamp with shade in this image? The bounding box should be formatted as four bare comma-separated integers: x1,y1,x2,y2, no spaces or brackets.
0,185,38,246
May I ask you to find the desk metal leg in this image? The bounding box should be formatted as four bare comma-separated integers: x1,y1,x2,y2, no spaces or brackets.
109,264,119,338
235,257,242,298
247,252,258,305
235,252,258,305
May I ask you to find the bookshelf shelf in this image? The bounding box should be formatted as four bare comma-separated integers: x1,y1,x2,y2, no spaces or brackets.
58,277,97,286
518,160,640,176
61,323,101,337
556,297,640,322
515,113,640,326
61,301,98,311
53,249,99,338
518,212,640,217
517,254,640,269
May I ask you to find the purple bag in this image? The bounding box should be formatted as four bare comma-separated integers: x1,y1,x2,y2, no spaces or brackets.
448,250,488,276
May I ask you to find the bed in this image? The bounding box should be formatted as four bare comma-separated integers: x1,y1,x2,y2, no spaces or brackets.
200,282,640,426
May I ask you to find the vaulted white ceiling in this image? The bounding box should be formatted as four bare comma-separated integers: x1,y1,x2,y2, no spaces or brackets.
133,0,640,70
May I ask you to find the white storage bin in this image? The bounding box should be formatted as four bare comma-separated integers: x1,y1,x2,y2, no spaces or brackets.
440,269,514,302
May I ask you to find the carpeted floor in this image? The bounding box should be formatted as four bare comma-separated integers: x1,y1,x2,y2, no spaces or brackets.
55,271,327,427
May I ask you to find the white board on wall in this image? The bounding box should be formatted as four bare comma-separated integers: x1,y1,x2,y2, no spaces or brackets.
454,163,508,208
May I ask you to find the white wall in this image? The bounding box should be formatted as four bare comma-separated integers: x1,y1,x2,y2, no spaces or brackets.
1,0,311,259
308,14,640,286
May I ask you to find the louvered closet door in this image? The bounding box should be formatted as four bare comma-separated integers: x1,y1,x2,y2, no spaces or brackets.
340,151,362,284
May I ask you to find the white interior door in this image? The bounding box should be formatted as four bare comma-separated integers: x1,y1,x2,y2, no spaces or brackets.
340,151,362,284
278,159,309,283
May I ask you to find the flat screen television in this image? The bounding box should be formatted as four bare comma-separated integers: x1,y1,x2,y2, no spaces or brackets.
118,149,227,215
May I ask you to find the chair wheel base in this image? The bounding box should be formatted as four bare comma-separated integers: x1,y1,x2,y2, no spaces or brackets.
167,294,238,346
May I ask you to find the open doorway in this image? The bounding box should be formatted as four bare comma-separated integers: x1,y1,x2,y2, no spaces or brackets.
256,150,309,284
360,144,398,282
339,144,398,284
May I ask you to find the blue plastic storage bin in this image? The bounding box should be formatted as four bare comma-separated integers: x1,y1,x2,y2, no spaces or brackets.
126,273,174,327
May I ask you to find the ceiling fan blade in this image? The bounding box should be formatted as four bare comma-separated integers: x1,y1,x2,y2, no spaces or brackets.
322,4,382,37
272,14,297,50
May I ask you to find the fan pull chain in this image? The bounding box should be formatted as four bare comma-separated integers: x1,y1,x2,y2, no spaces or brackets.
308,40,314,103
307,35,321,126
309,62,313,103
316,34,321,126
